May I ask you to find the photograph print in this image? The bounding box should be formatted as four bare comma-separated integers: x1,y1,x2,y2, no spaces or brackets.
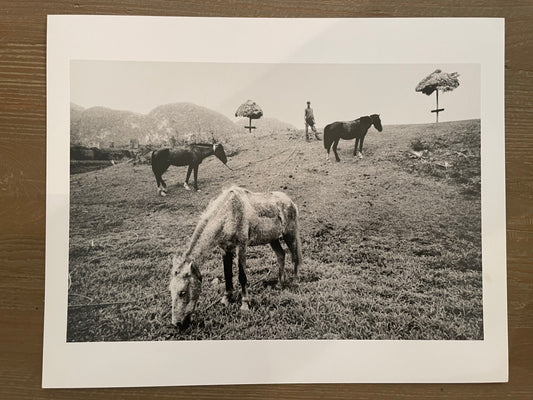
67,61,482,342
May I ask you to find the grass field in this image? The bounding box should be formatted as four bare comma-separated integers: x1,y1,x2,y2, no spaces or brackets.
67,119,482,341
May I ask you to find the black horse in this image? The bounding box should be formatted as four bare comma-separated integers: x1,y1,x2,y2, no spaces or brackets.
151,143,229,195
324,114,383,162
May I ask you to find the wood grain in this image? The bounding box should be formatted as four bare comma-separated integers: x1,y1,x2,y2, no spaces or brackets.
1,1,531,398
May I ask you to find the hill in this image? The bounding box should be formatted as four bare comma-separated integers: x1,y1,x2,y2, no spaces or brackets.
70,103,85,144
73,106,147,148
147,103,239,144
71,102,240,148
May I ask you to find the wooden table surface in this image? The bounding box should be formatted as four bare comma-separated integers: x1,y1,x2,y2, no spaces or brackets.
1,1,531,399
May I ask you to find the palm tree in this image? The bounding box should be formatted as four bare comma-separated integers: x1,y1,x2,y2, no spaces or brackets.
235,100,263,133
416,69,460,123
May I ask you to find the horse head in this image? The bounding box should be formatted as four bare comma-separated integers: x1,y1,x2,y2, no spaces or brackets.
213,143,228,164
169,255,202,329
370,114,383,132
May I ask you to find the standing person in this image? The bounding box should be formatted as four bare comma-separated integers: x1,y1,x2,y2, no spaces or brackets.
304,101,321,141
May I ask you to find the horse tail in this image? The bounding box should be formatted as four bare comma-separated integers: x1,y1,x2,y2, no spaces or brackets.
285,202,302,275
291,218,303,275
323,124,334,152
151,150,161,186
294,220,303,267
151,150,156,168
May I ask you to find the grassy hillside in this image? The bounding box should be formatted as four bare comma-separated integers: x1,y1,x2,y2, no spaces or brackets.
148,102,240,143
67,119,482,341
72,105,148,147
234,116,297,134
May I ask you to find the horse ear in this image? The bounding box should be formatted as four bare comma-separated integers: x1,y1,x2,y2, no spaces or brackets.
191,264,202,282
172,254,188,271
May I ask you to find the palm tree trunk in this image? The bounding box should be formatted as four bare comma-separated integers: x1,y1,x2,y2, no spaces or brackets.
436,90,439,123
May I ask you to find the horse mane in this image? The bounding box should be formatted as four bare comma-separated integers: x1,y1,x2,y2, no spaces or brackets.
189,143,215,147
182,185,243,262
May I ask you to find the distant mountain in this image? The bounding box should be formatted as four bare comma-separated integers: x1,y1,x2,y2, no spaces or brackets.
73,106,147,147
71,102,84,115
70,102,240,148
70,103,85,144
147,103,239,144
234,117,297,134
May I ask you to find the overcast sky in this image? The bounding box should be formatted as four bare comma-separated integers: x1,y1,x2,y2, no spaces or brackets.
71,61,479,127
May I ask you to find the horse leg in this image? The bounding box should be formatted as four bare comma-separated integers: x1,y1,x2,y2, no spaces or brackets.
332,138,341,162
154,172,163,195
237,245,249,311
184,165,193,191
193,164,199,191
358,137,365,158
221,249,234,306
354,138,360,157
324,130,332,162
155,161,170,196
152,165,167,196
159,175,168,195
270,239,286,287
283,232,301,277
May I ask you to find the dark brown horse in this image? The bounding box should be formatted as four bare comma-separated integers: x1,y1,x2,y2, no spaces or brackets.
151,143,228,195
324,114,383,162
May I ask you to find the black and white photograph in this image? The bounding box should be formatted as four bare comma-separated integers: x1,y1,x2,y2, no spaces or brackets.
44,16,507,387
67,61,482,342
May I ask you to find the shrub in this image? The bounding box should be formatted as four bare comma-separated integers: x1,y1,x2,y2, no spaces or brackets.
411,139,429,151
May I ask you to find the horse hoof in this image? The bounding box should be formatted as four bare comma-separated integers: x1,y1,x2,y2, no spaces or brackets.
183,183,191,191
221,296,230,306
160,191,167,197
240,303,250,312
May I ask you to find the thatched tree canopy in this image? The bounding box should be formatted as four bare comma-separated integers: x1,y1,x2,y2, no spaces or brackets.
235,100,263,120
415,69,460,96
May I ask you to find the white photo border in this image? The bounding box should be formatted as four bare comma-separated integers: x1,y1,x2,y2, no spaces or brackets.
44,16,507,387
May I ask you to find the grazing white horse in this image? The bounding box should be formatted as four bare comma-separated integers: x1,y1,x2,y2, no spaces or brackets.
169,186,302,329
